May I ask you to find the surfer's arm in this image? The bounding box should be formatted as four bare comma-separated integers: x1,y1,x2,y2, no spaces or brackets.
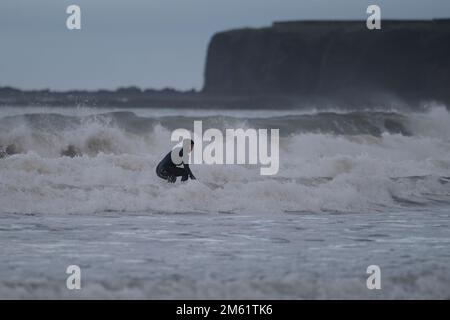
183,163,196,180
178,148,195,179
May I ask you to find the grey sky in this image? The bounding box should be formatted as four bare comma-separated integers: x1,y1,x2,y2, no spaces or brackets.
1,0,449,91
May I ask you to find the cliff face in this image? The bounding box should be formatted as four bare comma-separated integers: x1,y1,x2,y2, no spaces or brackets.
203,20,450,104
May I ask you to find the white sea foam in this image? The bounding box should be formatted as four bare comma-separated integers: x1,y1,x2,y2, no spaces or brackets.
1,106,450,214
1,106,450,300
0,106,450,214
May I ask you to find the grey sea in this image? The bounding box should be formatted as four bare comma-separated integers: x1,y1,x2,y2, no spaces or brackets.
1,106,450,299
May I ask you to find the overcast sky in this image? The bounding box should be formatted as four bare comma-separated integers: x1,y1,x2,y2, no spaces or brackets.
0,0,449,91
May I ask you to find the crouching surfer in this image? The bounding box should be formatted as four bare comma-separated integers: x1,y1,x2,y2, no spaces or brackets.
156,139,196,183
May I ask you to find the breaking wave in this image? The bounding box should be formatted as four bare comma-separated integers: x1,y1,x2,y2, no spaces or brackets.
0,105,450,214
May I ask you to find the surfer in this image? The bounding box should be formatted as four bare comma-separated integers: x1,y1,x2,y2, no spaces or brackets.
156,139,196,183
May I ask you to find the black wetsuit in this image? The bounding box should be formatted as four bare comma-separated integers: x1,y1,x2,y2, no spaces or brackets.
156,148,195,183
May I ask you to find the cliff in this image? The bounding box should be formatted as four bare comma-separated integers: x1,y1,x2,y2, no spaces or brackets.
2,19,450,109
203,19,450,105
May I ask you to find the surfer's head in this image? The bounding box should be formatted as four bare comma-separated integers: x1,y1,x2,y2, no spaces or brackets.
183,139,194,153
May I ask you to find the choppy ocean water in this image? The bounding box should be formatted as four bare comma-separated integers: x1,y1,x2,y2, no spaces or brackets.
1,105,450,298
